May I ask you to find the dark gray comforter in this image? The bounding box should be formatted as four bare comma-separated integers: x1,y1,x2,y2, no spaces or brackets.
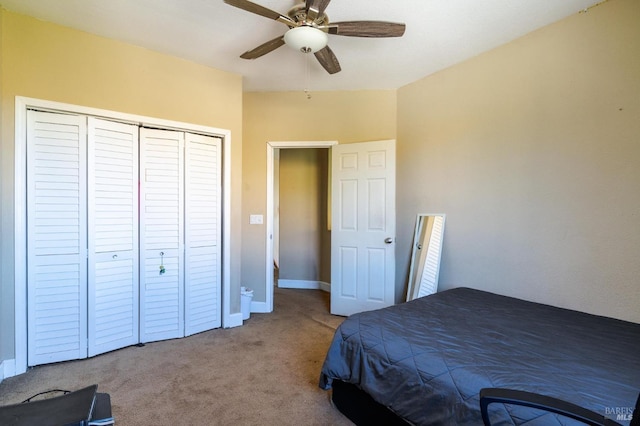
319,287,640,425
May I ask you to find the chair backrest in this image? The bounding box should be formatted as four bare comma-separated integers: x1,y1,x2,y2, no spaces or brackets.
0,384,97,426
479,388,624,426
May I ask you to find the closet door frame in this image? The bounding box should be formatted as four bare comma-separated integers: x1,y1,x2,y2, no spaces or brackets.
13,96,234,377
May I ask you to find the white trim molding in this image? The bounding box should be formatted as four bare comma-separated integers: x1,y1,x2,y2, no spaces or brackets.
227,312,243,328
250,300,270,314
1,359,16,383
278,280,330,292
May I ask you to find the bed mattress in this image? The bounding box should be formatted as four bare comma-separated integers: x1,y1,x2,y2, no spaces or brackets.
319,287,640,425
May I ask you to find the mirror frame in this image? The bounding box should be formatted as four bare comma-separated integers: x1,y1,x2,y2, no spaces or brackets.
406,214,446,301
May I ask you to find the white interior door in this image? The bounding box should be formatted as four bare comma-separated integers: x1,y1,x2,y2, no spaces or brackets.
331,140,396,316
139,128,184,343
87,117,139,356
27,110,88,366
184,133,222,335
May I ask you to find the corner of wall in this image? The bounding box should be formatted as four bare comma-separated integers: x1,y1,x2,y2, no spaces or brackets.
0,6,7,373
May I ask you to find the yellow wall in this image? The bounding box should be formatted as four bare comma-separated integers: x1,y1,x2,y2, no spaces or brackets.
0,9,244,361
397,0,640,322
242,90,397,302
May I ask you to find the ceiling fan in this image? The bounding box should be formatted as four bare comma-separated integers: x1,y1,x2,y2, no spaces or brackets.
223,0,406,74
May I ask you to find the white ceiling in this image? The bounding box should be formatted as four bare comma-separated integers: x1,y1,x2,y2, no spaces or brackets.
1,0,602,92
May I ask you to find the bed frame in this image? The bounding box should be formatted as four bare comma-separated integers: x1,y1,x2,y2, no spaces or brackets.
331,380,410,425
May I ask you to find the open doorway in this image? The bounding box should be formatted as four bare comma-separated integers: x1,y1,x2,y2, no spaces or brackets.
265,141,337,312
276,148,331,289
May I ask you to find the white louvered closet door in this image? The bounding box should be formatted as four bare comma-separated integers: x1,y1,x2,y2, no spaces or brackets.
139,128,185,343
27,111,88,366
184,133,222,335
87,118,139,356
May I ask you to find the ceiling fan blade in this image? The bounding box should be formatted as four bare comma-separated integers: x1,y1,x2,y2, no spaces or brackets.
314,46,341,74
306,0,331,22
224,0,295,26
240,35,286,59
328,21,406,38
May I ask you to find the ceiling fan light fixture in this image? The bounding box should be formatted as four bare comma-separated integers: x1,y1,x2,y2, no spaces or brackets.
284,26,328,53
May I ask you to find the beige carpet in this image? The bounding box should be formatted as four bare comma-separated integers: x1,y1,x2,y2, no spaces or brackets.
0,288,352,425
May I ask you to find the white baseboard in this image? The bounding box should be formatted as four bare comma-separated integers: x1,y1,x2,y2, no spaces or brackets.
0,359,16,382
250,300,270,314
225,312,243,328
278,279,330,292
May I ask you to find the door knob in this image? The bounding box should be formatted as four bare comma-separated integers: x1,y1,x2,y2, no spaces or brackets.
384,237,394,244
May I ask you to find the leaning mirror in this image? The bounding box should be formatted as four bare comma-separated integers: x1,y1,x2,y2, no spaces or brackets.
406,214,446,301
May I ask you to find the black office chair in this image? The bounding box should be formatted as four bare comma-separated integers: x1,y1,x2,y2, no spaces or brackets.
0,384,113,426
480,388,638,426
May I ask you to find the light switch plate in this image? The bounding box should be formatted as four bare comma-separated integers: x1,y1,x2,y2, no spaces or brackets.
250,214,263,225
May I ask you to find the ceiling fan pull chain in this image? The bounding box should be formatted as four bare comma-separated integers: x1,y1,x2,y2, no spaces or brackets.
304,53,312,100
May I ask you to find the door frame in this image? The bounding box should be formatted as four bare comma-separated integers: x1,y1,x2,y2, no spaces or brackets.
261,141,337,313
13,96,233,376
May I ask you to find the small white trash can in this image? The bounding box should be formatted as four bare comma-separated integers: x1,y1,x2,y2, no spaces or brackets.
240,286,253,320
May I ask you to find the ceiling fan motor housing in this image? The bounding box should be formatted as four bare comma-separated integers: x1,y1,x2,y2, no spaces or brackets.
288,3,328,26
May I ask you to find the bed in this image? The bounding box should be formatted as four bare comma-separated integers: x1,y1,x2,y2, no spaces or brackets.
319,287,640,425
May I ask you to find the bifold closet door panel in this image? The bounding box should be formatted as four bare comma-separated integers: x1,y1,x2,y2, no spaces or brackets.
184,133,222,335
87,117,140,357
139,128,185,343
27,111,88,366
